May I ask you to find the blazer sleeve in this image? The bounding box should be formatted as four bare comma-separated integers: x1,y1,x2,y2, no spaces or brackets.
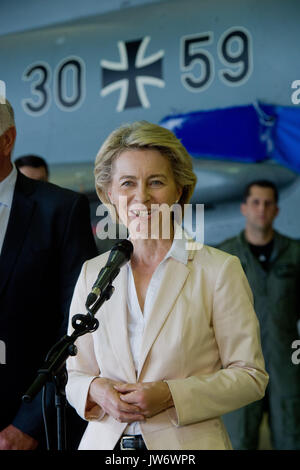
66,261,105,422
166,255,269,426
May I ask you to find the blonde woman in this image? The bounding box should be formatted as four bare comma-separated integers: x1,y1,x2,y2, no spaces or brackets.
66,121,268,450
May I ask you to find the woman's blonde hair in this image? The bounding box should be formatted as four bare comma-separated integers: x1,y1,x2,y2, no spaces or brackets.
94,121,197,210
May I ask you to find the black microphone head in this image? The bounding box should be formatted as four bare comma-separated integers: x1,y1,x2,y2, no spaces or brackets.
86,239,134,308
107,239,133,267
111,239,133,259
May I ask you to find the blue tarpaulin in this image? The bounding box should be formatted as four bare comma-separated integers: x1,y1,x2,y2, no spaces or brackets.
261,103,300,173
160,103,300,173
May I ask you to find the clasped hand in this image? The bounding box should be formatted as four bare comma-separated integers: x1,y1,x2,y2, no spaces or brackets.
88,378,173,423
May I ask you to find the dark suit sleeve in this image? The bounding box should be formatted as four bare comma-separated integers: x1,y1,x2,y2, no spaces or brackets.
57,194,98,334
11,193,97,444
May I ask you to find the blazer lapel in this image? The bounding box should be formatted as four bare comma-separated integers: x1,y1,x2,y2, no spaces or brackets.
0,173,35,298
137,259,190,378
104,264,137,383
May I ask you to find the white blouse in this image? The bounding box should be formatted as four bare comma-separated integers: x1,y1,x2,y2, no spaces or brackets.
125,227,189,434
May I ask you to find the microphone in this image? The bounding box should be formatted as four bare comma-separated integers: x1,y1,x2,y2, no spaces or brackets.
86,239,133,308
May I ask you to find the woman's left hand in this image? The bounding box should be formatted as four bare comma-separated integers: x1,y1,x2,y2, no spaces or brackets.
113,381,174,418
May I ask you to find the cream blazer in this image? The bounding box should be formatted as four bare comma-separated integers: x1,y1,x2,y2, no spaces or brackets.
66,244,268,450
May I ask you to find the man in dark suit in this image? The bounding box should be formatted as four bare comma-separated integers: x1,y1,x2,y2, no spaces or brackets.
0,98,98,449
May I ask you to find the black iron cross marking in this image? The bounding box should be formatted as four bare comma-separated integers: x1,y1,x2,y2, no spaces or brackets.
101,36,164,111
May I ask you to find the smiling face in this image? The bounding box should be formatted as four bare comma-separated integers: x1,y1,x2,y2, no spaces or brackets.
107,148,182,239
241,185,279,233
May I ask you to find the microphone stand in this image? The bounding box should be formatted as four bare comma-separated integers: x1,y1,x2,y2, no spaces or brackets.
22,283,115,450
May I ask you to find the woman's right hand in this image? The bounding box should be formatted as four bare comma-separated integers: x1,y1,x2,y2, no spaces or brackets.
87,377,146,423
